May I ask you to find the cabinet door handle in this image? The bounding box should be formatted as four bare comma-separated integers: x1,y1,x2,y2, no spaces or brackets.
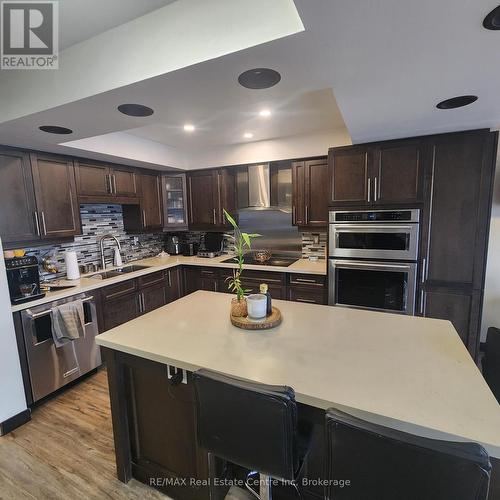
292,206,296,224
213,208,217,225
139,292,145,313
420,258,427,284
142,210,147,228
106,174,112,194
296,298,317,304
374,176,378,202
295,278,317,284
112,174,117,195
214,281,218,292
305,205,309,224
167,270,172,287
367,178,371,203
40,211,47,235
34,211,40,236
419,290,425,315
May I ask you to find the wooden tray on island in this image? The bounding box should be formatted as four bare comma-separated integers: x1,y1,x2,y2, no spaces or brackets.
231,307,282,330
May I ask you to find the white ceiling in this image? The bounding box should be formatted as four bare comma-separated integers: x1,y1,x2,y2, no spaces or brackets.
59,0,179,49
0,0,499,169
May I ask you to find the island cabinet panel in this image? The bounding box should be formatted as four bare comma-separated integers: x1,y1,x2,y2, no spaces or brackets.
30,153,82,239
103,349,210,500
418,130,498,359
165,267,183,302
0,149,39,245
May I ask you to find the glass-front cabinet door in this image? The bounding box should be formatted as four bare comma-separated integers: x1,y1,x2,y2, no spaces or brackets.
162,173,188,231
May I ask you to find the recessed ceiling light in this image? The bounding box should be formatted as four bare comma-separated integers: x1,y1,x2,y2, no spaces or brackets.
243,132,254,139
238,68,281,89
259,109,271,117
436,95,478,109
483,5,500,30
39,125,73,135
183,124,195,132
117,103,154,117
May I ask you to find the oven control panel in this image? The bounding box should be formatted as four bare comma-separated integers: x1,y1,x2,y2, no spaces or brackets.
330,209,420,223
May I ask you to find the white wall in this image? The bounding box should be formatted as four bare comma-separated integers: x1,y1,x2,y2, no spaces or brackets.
188,129,352,169
482,156,500,341
0,239,27,426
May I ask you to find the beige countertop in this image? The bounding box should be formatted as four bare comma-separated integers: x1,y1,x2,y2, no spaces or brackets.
11,254,326,312
96,290,500,458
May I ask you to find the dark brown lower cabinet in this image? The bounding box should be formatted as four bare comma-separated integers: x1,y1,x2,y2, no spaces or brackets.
100,269,183,332
288,287,327,305
421,289,482,355
141,282,168,314
103,292,141,331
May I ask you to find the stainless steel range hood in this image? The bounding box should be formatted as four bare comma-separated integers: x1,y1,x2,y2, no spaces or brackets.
236,162,292,211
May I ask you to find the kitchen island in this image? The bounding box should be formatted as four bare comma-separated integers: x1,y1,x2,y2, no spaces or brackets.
96,291,500,499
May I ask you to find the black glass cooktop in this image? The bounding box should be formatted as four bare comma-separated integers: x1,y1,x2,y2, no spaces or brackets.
222,255,298,267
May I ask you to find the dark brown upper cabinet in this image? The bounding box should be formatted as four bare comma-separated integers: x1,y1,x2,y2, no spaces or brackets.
187,168,236,230
30,154,82,239
139,172,163,230
329,139,424,207
75,161,139,203
329,146,369,206
292,158,329,227
123,172,163,232
0,149,39,244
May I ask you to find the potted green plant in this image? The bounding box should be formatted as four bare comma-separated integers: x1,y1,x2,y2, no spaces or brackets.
223,209,260,317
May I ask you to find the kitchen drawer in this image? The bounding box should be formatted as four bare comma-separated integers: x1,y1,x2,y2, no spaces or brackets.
288,273,326,287
288,287,327,305
138,271,165,289
102,279,137,301
199,267,220,277
219,268,285,285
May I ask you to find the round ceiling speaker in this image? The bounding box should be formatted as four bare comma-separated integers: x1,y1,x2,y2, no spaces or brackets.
436,95,478,109
39,125,73,134
238,68,281,89
117,103,154,117
483,5,500,30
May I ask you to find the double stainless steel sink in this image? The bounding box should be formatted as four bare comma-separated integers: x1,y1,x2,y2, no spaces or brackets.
89,264,150,280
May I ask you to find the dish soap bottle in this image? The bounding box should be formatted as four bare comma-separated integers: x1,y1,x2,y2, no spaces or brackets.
260,283,272,315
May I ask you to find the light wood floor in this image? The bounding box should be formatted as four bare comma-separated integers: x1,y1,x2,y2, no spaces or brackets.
0,369,169,500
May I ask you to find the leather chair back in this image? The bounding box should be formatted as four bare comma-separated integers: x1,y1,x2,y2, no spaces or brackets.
193,369,298,481
325,408,491,500
483,327,500,403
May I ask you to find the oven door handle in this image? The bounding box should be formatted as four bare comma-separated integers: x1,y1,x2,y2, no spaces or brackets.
332,224,415,232
331,260,413,271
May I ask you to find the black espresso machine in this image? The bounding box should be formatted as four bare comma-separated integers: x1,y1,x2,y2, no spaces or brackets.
5,256,45,304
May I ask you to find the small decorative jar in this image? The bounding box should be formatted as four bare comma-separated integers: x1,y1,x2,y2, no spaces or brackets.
230,297,248,318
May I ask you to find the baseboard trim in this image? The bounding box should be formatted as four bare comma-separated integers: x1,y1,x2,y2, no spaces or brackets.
0,409,31,436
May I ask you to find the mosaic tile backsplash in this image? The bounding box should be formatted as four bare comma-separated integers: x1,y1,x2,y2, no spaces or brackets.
301,232,327,259
22,204,325,280
25,204,165,280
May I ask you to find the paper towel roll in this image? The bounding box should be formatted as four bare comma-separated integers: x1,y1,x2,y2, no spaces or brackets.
65,251,80,280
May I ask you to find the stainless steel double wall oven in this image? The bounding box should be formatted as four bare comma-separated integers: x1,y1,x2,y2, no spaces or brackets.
328,209,420,315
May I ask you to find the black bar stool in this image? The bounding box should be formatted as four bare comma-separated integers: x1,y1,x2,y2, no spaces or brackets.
325,408,491,500
193,369,306,500
483,327,500,403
